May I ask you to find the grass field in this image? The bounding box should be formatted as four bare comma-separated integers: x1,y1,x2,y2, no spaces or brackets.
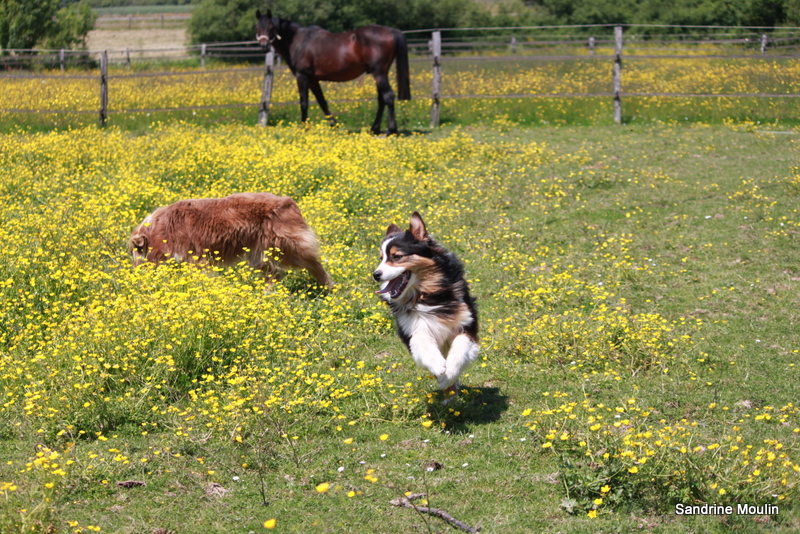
2,54,800,135
0,120,799,533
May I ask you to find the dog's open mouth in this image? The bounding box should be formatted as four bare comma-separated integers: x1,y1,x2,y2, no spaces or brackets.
376,270,410,299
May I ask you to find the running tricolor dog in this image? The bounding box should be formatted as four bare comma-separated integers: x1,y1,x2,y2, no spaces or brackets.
373,212,479,392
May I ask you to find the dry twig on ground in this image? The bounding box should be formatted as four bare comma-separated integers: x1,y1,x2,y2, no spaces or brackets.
390,493,480,533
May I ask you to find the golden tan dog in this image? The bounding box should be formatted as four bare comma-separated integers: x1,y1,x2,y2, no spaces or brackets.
129,193,333,288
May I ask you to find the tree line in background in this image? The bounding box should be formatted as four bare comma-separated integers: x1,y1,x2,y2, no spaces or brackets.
2,0,799,53
525,0,800,29
187,0,800,44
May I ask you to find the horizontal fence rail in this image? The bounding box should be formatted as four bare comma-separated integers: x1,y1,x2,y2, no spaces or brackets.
1,24,800,127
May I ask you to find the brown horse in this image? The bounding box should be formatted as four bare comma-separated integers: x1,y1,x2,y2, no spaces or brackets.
256,10,411,135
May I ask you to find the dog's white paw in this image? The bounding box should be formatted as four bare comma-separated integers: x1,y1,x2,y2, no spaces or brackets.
428,361,447,381
439,363,465,390
437,372,457,390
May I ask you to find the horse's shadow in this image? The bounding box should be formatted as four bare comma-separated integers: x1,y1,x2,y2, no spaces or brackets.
428,385,509,433
334,126,428,137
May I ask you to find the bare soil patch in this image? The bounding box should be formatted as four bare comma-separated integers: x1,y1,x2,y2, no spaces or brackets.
86,27,188,56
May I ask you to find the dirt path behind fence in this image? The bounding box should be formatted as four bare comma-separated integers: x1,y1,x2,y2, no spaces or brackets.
87,16,188,57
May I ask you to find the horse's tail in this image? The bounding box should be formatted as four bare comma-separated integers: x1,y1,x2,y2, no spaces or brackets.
393,29,411,101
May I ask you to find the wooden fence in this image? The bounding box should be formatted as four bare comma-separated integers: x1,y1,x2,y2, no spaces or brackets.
0,41,265,70
2,24,800,128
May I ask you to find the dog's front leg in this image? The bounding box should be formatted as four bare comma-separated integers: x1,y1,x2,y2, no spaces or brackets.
438,333,480,390
408,332,447,383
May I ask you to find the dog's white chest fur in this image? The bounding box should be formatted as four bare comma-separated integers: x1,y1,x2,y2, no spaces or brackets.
395,303,478,390
398,305,455,350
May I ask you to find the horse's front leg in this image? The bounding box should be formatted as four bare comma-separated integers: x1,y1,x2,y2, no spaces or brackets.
295,74,310,122
309,80,336,127
373,73,396,135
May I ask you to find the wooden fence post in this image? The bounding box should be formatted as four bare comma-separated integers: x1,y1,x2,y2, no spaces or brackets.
59,49,65,71
511,36,517,55
430,31,441,128
761,34,768,54
613,26,623,125
99,51,108,128
126,47,131,67
257,48,275,127
589,36,595,55
201,43,206,69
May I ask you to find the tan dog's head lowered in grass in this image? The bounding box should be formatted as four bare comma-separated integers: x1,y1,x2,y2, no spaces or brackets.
129,192,333,288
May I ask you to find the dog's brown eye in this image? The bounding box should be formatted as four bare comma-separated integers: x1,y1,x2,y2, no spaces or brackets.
391,254,403,261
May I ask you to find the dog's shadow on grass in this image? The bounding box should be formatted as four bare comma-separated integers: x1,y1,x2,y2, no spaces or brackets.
428,386,509,432
277,274,332,299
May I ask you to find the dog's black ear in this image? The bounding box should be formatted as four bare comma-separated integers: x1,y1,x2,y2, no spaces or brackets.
266,9,272,18
409,211,427,240
385,223,402,237
256,9,261,19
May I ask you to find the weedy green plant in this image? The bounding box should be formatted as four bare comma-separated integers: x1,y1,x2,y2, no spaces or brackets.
523,398,799,517
784,166,800,196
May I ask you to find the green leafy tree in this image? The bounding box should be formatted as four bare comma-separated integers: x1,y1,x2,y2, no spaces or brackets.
786,0,800,24
45,1,97,49
744,0,786,26
0,0,95,51
188,0,258,44
567,0,639,25
0,0,59,50
402,0,486,30
636,0,744,27
491,0,557,27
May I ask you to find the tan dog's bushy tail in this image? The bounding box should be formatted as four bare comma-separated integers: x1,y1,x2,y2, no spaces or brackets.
287,226,334,289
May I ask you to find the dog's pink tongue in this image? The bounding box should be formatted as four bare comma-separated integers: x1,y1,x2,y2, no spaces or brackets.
376,276,402,295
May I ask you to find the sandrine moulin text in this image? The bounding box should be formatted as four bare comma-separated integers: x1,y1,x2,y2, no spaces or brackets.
675,503,779,516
